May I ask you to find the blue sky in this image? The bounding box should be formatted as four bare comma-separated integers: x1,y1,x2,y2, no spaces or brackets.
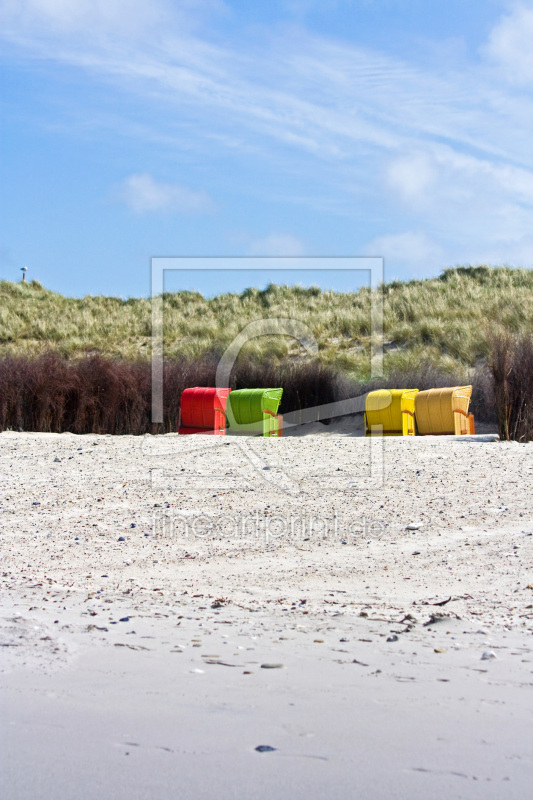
1,0,533,297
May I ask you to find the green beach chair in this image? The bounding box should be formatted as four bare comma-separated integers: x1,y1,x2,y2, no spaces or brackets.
226,388,283,437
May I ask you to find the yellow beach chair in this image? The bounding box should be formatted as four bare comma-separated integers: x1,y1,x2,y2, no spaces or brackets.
415,386,475,436
364,389,418,436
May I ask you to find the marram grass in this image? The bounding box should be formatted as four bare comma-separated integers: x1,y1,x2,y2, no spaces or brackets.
1,266,533,378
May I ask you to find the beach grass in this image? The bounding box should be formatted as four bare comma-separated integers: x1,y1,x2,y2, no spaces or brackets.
2,266,533,378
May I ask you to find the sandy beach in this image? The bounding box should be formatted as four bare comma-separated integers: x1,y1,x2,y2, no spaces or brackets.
2,426,533,799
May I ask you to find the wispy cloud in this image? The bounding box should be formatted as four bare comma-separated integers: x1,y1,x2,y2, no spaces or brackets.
483,2,533,85
0,2,507,158
115,173,215,215
2,0,533,271
385,153,437,207
366,231,445,278
0,0,223,38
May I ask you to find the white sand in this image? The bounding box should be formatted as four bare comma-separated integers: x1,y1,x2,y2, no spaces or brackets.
1,427,533,799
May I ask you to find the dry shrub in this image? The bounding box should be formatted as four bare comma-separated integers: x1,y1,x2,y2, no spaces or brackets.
0,355,153,435
0,354,75,432
0,354,350,434
0,352,498,435
489,333,533,442
231,358,344,415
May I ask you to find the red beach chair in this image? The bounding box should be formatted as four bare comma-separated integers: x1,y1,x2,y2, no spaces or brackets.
178,387,231,435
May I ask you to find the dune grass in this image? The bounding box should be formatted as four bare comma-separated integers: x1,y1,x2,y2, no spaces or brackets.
1,267,532,380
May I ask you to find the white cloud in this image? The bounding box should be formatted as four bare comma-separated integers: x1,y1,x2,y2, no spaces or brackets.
1,1,530,171
0,9,493,160
385,153,436,205
365,231,445,276
246,233,306,256
116,173,215,214
0,0,166,37
483,2,533,84
0,0,224,39
452,235,533,269
2,2,533,277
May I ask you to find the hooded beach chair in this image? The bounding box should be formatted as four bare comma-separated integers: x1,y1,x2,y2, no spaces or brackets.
364,389,418,436
415,386,475,436
178,387,231,435
226,388,283,437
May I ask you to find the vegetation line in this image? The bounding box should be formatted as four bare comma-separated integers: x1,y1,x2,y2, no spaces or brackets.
1,266,532,438
1,266,533,379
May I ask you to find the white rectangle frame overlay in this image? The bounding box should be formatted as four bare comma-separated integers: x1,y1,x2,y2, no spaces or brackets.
150,256,384,424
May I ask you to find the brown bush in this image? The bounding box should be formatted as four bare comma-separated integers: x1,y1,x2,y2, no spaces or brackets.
0,354,356,434
0,353,498,435
489,333,533,442
0,355,150,435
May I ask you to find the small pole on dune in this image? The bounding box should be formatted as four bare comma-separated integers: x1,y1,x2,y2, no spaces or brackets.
21,266,27,282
